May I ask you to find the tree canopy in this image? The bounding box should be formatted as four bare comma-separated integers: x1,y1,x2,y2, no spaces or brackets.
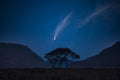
45,48,80,68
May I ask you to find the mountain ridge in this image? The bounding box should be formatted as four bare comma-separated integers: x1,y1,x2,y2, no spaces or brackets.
69,41,120,68
0,43,50,68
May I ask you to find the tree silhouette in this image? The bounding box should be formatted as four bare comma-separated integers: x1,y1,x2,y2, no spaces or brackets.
45,48,80,68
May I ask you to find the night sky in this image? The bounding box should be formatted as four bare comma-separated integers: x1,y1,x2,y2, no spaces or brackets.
0,0,120,60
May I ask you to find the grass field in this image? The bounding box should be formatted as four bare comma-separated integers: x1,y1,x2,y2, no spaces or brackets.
0,68,120,80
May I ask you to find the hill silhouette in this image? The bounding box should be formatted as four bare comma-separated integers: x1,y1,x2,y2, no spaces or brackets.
69,41,120,68
0,43,49,68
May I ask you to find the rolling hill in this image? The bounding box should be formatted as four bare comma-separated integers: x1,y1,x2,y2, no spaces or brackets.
69,41,120,68
0,43,49,68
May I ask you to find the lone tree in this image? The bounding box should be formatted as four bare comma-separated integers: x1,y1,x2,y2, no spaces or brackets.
45,48,80,68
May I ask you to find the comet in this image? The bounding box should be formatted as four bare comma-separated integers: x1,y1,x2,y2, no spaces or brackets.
53,12,72,40
79,4,111,28
53,4,111,41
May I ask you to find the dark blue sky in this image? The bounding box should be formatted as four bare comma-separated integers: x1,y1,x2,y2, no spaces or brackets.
0,0,120,60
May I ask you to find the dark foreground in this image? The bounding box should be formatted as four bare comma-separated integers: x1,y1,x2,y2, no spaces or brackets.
0,68,120,80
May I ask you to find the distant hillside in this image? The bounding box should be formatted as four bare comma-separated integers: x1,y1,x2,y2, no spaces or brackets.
0,43,49,68
69,41,120,68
